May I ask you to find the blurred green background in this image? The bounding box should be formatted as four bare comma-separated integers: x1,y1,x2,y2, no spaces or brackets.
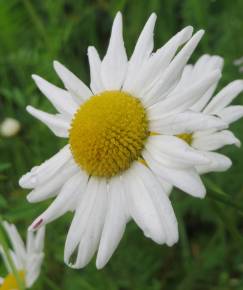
0,0,243,289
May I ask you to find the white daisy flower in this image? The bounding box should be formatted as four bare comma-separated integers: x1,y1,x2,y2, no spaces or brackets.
173,54,243,175
0,221,45,289
19,12,225,269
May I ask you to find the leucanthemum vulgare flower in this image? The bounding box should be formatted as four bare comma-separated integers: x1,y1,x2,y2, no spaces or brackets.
164,54,243,176
0,221,45,289
19,12,228,269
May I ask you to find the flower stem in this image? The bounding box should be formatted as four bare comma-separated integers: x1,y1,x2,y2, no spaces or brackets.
0,219,25,290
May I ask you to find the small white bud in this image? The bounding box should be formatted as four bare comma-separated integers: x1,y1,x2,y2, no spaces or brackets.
0,117,21,137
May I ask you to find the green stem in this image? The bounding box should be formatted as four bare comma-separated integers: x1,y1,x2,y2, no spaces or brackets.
0,218,25,290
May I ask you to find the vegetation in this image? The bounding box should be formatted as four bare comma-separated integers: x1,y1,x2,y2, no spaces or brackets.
0,0,243,289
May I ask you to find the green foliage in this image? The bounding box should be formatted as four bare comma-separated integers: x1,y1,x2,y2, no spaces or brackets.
0,0,243,289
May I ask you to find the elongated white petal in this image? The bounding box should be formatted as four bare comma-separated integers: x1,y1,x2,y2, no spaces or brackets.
53,60,92,102
131,163,178,246
149,111,226,134
27,160,78,202
123,163,166,244
146,135,209,168
32,75,78,116
144,30,205,106
26,105,69,138
130,26,193,97
88,46,104,94
2,222,26,265
64,178,107,267
123,13,157,90
143,149,206,198
96,175,128,269
19,145,72,189
216,105,243,124
147,69,221,115
196,152,232,174
204,80,243,114
101,12,127,90
66,179,107,269
29,172,88,230
193,130,241,151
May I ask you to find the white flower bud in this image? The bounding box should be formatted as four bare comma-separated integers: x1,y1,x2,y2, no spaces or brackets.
0,117,21,137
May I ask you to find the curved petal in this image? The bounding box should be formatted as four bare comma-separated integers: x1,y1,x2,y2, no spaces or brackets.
88,46,104,94
145,135,209,168
196,152,232,174
32,75,78,116
144,30,205,106
96,175,128,269
28,171,88,230
101,12,127,90
129,26,193,97
193,130,241,151
123,13,157,90
64,178,107,268
149,111,226,134
26,106,69,138
27,160,78,203
19,145,72,189
147,69,221,116
143,149,206,198
216,105,243,124
204,80,243,114
53,60,92,103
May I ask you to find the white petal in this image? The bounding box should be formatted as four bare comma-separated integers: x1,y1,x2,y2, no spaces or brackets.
96,175,128,269
144,30,205,106
32,74,78,116
129,26,193,97
101,12,127,90
88,46,104,94
130,162,178,246
146,135,209,168
193,130,241,151
147,69,221,116
143,149,206,198
216,105,243,124
123,163,166,244
29,171,88,230
64,178,107,268
26,105,69,137
2,222,26,265
149,111,226,134
53,60,92,102
27,160,78,202
123,13,157,90
19,145,72,189
196,152,232,174
204,80,243,114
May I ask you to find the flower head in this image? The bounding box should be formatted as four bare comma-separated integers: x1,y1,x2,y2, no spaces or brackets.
175,54,243,175
19,12,233,269
0,221,45,289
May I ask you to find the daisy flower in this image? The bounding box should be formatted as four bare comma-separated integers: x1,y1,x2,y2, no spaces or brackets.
0,221,45,289
19,12,225,269
172,54,243,175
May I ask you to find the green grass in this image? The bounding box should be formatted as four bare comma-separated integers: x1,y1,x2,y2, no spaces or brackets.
0,0,243,289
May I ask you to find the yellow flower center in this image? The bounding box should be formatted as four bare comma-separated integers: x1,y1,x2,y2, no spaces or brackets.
0,271,25,290
69,91,149,177
176,133,193,145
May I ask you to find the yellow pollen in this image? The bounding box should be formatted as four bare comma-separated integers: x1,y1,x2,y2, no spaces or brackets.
69,90,149,177
0,271,25,290
177,133,193,145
